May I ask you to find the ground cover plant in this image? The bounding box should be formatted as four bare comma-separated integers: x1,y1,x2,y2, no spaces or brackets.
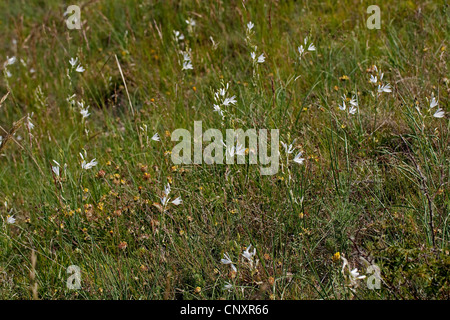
0,0,449,299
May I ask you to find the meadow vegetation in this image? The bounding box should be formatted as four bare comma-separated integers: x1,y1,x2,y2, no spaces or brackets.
0,0,449,299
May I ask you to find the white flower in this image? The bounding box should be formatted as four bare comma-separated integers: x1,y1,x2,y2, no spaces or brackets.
182,60,193,70
160,183,174,207
242,244,256,261
247,21,254,31
349,96,358,107
171,197,182,206
349,105,357,115
293,152,305,164
151,133,160,141
251,52,265,64
226,143,245,158
5,69,12,78
298,45,305,56
82,159,97,170
369,75,377,84
218,87,227,97
257,53,265,63
52,166,60,176
5,56,16,66
181,51,191,62
160,195,170,206
80,105,90,118
75,64,85,73
339,101,346,111
350,268,366,280
69,57,78,67
223,96,237,106
52,160,61,176
6,215,16,224
308,43,316,51
0,135,3,146
281,141,295,154
80,152,97,170
186,18,196,27
429,96,438,109
27,115,35,130
242,244,258,270
235,143,246,156
378,83,392,93
213,104,223,116
173,30,184,41
221,253,237,272
433,108,445,118
223,282,234,292
164,183,171,196
341,256,366,288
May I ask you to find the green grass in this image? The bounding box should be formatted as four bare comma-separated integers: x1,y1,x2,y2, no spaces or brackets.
0,0,449,299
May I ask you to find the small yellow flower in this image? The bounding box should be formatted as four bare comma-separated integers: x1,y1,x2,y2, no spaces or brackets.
194,286,201,294
339,75,349,81
332,252,341,262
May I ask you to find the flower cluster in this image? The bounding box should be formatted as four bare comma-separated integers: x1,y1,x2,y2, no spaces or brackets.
297,37,316,61
212,82,237,119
